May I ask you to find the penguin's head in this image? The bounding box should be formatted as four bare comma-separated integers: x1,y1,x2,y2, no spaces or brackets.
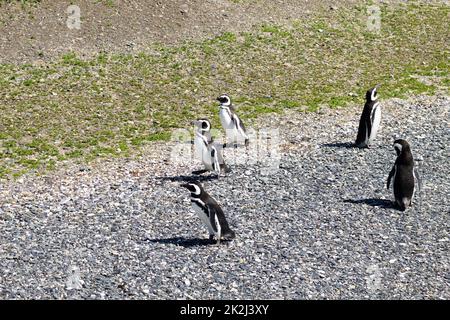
192,118,211,132
217,94,231,106
180,181,203,195
393,139,410,156
366,85,379,102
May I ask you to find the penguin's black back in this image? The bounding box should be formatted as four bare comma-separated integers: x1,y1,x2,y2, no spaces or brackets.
231,104,247,133
355,101,376,146
201,191,235,238
393,147,415,206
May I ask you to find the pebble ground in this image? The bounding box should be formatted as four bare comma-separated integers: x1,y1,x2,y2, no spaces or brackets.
0,94,448,299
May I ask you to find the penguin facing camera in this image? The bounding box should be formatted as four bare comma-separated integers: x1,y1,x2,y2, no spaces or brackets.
192,118,230,176
217,94,249,148
355,85,381,148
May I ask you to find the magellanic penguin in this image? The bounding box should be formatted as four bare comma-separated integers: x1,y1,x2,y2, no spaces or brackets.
387,139,420,211
355,86,381,148
217,94,249,147
181,181,236,244
192,118,229,175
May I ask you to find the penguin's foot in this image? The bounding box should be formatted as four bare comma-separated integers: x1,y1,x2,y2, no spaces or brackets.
223,230,236,240
222,142,239,149
395,202,407,211
192,169,209,175
223,142,246,148
354,142,368,149
216,231,222,246
223,166,231,174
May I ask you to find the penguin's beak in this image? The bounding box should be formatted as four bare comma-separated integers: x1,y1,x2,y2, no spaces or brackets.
180,183,190,189
217,96,225,104
191,120,200,126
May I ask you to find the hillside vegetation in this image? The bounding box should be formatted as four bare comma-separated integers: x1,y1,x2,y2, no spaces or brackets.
0,2,448,178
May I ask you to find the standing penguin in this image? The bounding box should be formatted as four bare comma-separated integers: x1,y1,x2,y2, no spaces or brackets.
217,94,249,147
355,86,381,148
387,139,419,211
181,181,236,244
192,118,229,175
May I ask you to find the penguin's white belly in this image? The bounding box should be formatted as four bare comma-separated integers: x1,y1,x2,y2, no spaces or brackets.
220,109,247,143
194,136,205,159
219,109,239,140
219,109,234,130
192,202,215,235
194,136,213,169
368,104,381,144
202,148,214,170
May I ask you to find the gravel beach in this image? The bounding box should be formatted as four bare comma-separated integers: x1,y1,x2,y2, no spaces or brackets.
0,93,448,299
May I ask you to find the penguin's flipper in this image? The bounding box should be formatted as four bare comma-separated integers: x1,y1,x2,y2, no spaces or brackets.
209,200,234,241
221,164,231,173
369,104,378,130
210,146,221,175
216,147,226,164
230,113,241,130
387,165,395,189
232,113,249,143
364,120,371,146
214,214,222,245
208,206,219,234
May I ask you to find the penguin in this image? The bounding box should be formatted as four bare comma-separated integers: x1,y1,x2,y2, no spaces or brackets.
387,139,418,211
355,86,381,148
180,181,236,244
217,94,249,147
192,118,229,175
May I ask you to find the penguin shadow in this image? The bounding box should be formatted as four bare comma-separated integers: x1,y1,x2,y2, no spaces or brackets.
321,142,355,149
145,237,231,248
156,174,219,183
343,198,395,209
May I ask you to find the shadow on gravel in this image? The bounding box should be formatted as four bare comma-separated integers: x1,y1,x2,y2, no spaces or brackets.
344,198,395,209
321,142,355,148
145,237,216,248
156,175,218,183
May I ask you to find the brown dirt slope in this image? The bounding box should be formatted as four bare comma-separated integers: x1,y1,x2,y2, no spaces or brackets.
0,0,360,64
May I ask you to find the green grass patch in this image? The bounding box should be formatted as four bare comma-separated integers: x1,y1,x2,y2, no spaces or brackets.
0,2,449,178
